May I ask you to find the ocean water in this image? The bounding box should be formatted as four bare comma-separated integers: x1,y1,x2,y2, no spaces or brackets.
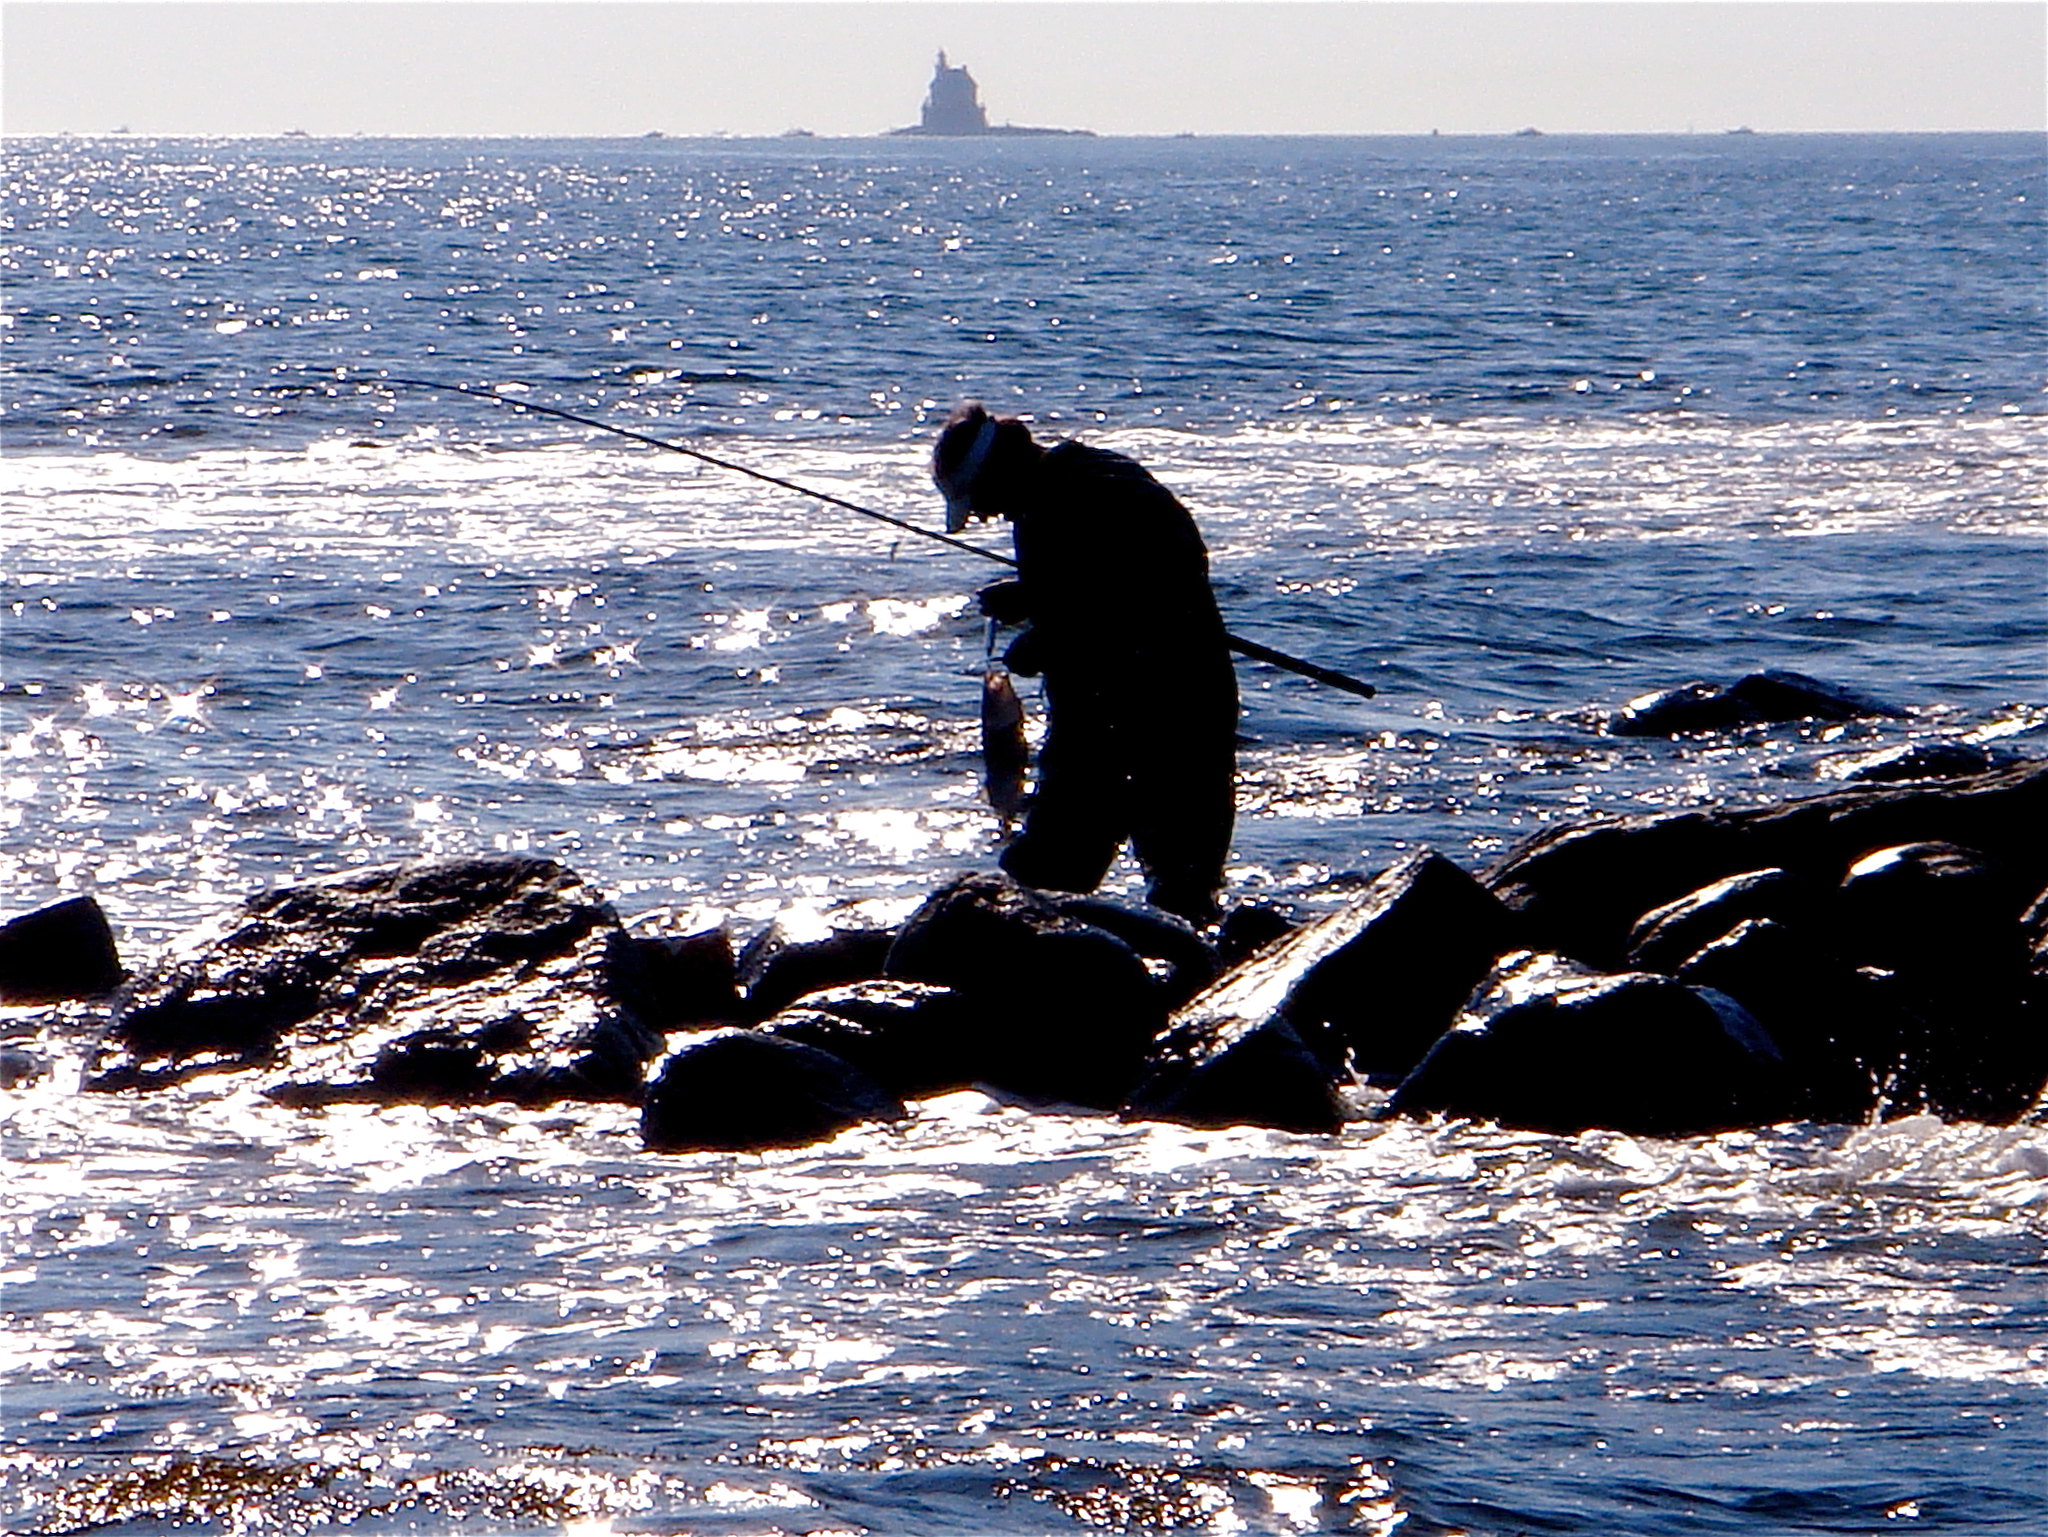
2,132,2045,1535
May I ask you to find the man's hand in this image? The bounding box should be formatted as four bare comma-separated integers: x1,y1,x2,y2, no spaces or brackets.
1002,627,1046,677
977,580,1032,625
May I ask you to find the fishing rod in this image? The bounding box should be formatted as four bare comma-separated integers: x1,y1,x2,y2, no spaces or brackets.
284,370,1377,699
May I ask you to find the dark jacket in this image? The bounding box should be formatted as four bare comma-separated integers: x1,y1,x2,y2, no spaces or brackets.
1007,442,1235,720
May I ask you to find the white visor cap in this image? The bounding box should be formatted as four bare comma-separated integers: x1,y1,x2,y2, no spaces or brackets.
939,417,999,533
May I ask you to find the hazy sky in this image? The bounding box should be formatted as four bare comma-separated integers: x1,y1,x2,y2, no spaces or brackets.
5,2,2043,138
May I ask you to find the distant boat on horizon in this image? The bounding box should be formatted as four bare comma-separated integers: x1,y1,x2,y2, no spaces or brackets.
887,52,1093,138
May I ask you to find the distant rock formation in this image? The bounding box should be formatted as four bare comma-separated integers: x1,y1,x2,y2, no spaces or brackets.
890,51,1093,138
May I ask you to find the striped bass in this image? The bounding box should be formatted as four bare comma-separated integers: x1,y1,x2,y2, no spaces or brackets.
980,663,1030,824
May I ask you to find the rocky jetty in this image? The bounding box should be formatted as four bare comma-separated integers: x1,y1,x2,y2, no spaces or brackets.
25,759,2045,1150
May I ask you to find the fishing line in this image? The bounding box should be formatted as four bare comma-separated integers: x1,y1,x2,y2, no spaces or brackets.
269,369,1377,699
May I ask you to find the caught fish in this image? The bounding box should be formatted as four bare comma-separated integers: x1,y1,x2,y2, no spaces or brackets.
980,662,1031,824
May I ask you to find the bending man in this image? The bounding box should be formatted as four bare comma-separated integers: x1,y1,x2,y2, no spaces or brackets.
933,402,1239,925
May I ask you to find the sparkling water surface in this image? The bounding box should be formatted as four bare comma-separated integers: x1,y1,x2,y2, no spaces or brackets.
3,133,2045,1535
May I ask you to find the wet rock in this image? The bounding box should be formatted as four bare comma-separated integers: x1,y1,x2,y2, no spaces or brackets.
1050,895,1220,1007
1119,853,1519,1133
1608,669,1904,737
1485,759,2048,970
1624,868,1811,974
1673,918,1895,1122
90,856,663,1105
2024,890,2048,1122
1207,853,1515,1085
1830,842,2042,1121
640,1029,905,1153
756,979,971,1099
1386,950,1790,1135
1121,1012,1342,1134
884,873,1165,1108
0,1045,50,1089
1215,901,1303,969
1725,669,1904,725
1819,741,2029,785
1833,843,2027,974
738,909,898,1020
0,895,124,1005
611,922,742,1028
1607,681,1753,737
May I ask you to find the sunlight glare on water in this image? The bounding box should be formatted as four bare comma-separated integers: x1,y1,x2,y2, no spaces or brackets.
3,130,2045,1535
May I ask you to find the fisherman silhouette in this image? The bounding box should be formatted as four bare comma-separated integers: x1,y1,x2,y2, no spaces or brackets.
933,402,1239,925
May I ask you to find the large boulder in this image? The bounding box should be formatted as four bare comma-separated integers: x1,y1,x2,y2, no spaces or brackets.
1385,950,1791,1135
2026,888,2048,1122
1121,1012,1343,1134
640,1029,905,1152
1607,669,1903,737
610,920,742,1029
2028,885,2048,983
1819,741,2029,786
1485,760,2048,970
89,856,663,1105
1623,868,1812,975
1050,895,1220,1008
1672,918,1899,1123
1215,901,1303,968
1828,843,2043,1122
756,979,972,1099
737,907,898,1020
1123,851,1519,1133
884,873,1166,1107
0,896,124,1004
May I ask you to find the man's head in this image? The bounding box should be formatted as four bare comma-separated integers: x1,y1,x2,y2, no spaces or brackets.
933,403,1038,532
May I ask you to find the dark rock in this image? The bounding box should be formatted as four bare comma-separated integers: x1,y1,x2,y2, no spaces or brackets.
1386,950,1790,1135
2024,889,2048,1122
1050,895,1220,1007
0,1046,50,1088
1485,759,2048,970
1821,741,2029,785
1121,1011,1342,1134
757,979,970,1098
1118,852,1519,1132
1235,853,1517,1080
1725,669,1903,725
0,895,124,1004
1832,842,2029,976
1215,901,1303,968
884,873,1165,1107
90,856,663,1105
1830,842,2042,1121
1624,868,1810,974
1608,669,1903,737
1608,681,1753,738
738,909,898,1020
640,1029,906,1152
610,923,742,1028
1674,918,1896,1122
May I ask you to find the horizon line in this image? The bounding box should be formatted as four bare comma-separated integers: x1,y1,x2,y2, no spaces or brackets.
11,127,2044,141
